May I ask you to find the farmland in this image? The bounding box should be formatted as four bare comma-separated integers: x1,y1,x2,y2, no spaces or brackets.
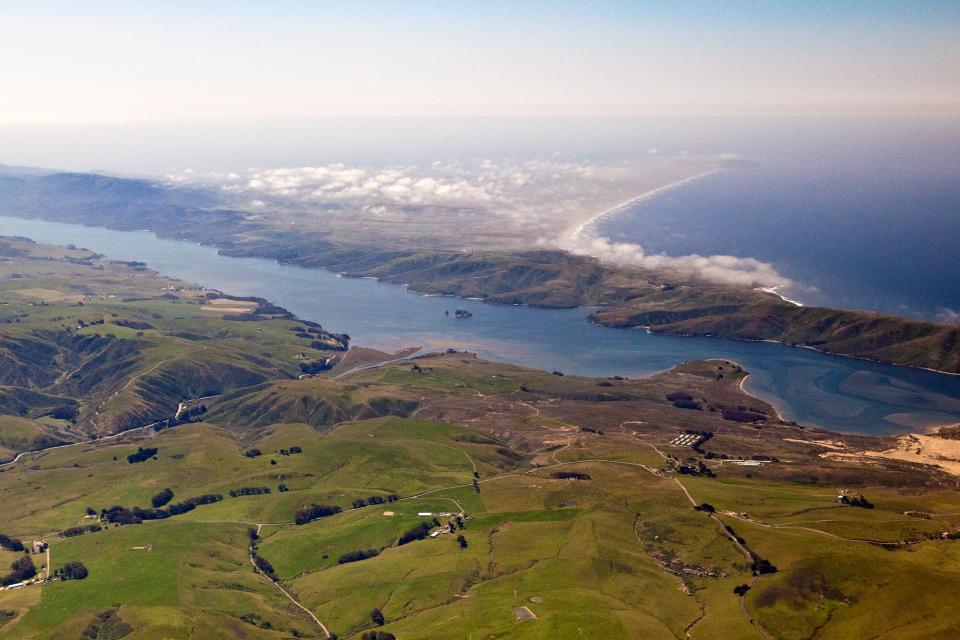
3,238,960,638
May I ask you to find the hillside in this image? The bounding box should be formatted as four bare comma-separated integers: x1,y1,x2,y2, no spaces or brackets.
1,171,958,373
0,236,348,449
3,351,960,638
3,239,960,638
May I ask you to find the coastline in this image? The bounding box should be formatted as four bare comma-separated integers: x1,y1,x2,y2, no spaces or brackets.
756,286,804,307
560,167,724,247
735,367,788,424
3,214,959,377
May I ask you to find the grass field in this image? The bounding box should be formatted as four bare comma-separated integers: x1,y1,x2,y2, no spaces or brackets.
4,238,960,638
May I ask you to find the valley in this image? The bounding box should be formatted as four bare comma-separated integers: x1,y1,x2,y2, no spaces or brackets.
2,239,960,638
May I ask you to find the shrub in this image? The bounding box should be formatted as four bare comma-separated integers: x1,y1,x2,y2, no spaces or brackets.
370,608,385,626
82,609,132,640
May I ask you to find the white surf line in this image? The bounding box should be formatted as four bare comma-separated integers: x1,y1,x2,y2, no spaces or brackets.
561,167,724,247
756,286,804,307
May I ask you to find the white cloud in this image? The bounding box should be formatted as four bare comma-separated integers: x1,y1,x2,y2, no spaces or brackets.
167,157,797,289
568,235,792,289
934,307,960,324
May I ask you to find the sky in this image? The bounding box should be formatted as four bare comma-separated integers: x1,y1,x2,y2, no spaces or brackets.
1,0,959,124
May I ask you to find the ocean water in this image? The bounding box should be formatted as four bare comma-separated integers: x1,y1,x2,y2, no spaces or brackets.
3,215,960,436
597,118,960,322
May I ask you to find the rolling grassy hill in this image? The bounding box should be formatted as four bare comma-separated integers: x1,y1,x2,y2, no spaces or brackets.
0,237,348,450
3,239,960,638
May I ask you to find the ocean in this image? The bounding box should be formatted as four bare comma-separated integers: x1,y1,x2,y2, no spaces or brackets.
596,118,960,322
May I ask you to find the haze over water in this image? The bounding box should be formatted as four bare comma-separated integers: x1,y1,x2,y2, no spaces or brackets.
597,118,960,322
6,115,959,324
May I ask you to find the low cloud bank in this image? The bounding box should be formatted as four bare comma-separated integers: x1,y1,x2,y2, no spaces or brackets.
168,158,796,290
167,160,606,221
566,235,794,289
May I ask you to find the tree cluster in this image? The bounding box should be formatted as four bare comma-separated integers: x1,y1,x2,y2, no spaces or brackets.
56,561,88,580
101,494,223,524
751,558,778,575
551,471,591,480
361,632,395,640
300,359,333,374
253,555,277,581
338,549,379,564
243,448,262,458
126,446,158,464
278,446,302,456
351,494,400,509
230,487,272,497
673,459,716,478
841,494,874,509
151,488,174,508
59,524,102,538
398,522,433,546
720,407,767,424
0,556,36,586
294,504,342,525
0,534,24,552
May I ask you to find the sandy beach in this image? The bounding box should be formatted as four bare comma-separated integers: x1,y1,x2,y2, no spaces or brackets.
560,167,723,247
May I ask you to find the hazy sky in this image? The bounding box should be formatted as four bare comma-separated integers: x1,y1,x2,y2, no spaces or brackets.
2,0,958,123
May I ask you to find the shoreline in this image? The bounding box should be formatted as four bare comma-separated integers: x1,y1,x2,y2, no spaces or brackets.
737,370,787,423
560,167,724,247
756,286,804,307
3,216,959,381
